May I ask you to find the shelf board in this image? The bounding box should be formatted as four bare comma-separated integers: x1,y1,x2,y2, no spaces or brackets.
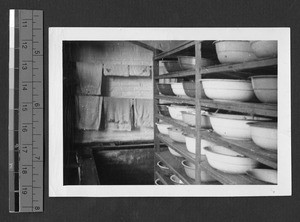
155,115,277,169
200,58,277,74
155,70,195,79
155,95,195,105
200,99,277,117
155,171,173,185
155,96,276,117
157,133,195,164
129,41,162,53
200,161,268,185
155,151,194,185
155,164,221,185
156,114,195,135
155,125,277,169
200,130,277,169
154,41,195,60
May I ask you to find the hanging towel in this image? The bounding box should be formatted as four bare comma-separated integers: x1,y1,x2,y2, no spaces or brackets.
129,65,152,77
133,99,153,128
76,62,103,95
103,97,133,131
103,64,129,77
76,95,103,130
159,62,168,75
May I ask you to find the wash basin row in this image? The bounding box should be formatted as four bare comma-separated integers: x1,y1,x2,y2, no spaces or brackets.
155,103,277,184
158,74,277,104
161,40,277,74
157,104,277,150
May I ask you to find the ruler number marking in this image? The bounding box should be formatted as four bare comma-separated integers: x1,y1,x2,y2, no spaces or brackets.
21,20,28,28
9,9,43,213
22,41,28,49
22,62,28,70
22,103,28,112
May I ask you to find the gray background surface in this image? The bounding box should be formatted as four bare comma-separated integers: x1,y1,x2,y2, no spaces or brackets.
0,0,299,221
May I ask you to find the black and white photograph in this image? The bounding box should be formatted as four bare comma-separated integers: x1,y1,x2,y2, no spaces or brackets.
49,28,291,197
2,0,300,220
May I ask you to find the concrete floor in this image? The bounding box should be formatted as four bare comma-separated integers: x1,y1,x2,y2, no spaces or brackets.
93,147,154,185
75,127,154,143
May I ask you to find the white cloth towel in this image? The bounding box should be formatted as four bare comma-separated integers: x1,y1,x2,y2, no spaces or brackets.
133,99,153,128
103,97,133,131
76,62,103,95
129,65,152,77
103,64,129,77
76,95,103,130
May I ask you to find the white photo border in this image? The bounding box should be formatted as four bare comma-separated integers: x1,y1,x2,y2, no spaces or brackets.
49,28,291,197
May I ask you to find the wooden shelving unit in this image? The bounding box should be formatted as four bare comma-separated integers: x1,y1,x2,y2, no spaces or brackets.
199,161,268,185
155,70,195,79
200,131,277,169
155,95,195,105
157,130,277,169
154,41,195,60
155,151,194,184
200,58,277,75
155,171,172,185
153,40,278,185
155,96,276,117
200,99,277,117
156,114,195,135
157,133,195,163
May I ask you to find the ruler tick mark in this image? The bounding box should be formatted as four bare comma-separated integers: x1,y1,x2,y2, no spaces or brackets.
9,9,43,213
22,81,33,83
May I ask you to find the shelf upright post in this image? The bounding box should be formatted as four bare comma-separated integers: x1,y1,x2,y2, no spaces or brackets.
153,51,161,184
153,51,161,153
195,41,202,184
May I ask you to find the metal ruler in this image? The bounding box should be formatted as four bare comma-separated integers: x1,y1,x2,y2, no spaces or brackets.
9,9,43,213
